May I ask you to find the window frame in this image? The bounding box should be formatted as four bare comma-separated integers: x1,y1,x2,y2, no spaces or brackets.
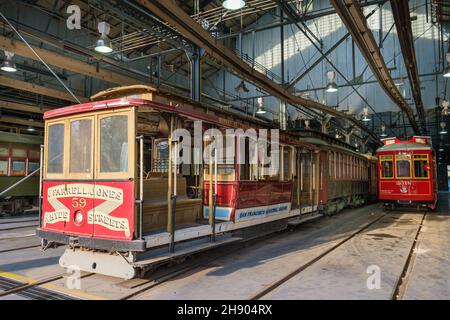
0,146,9,176
395,154,412,179
10,159,27,176
0,145,10,158
152,138,170,173
10,147,27,176
28,149,40,161
11,147,27,159
334,152,337,180
27,160,40,176
380,155,394,179
96,109,135,180
45,120,68,179
412,154,430,180
44,108,135,180
203,134,236,182
27,148,40,175
68,115,95,179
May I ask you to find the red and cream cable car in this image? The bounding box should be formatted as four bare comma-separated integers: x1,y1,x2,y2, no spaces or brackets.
377,136,437,210
36,85,324,279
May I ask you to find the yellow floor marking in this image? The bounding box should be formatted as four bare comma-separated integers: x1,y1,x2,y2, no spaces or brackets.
0,270,108,300
42,283,108,300
0,271,36,284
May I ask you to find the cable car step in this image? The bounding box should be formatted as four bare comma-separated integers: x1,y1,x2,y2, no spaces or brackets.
287,212,322,226
134,236,242,267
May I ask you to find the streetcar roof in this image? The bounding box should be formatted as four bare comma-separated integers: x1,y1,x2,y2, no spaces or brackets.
377,142,432,152
43,98,318,150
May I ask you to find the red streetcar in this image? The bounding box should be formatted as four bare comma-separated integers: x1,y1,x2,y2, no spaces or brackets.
377,136,437,210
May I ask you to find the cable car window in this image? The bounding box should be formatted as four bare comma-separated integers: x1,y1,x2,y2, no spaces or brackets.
283,148,290,180
238,137,251,181
0,160,8,176
100,115,128,173
28,161,40,174
0,147,8,157
70,119,92,174
380,155,393,178
413,155,429,178
153,139,169,173
334,152,337,179
11,160,26,176
28,150,40,160
329,152,333,178
203,135,236,181
47,123,65,174
11,148,26,158
396,155,411,178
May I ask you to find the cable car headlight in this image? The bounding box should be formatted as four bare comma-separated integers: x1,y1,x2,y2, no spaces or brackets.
74,211,84,225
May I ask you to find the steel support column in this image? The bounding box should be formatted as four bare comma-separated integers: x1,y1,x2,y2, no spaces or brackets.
188,46,202,102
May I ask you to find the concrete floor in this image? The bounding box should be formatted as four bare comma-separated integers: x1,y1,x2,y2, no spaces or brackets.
0,194,449,300
402,192,450,300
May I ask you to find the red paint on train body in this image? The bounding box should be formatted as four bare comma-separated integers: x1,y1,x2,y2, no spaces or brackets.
42,181,135,240
377,136,437,210
203,180,293,222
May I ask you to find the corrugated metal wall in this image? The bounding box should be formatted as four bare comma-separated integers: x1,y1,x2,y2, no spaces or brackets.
203,0,449,128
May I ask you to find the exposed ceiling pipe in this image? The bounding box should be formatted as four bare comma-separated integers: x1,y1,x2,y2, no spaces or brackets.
136,0,381,143
330,0,421,136
390,0,427,134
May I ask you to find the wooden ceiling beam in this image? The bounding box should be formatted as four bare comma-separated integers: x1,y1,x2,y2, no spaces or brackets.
0,115,44,128
0,35,137,86
0,75,88,103
0,100,51,114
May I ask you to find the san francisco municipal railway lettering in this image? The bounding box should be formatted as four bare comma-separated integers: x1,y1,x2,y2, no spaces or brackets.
239,209,266,219
44,183,130,236
238,204,289,220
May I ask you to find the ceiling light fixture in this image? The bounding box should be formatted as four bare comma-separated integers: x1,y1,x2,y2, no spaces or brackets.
94,22,113,54
440,122,448,134
223,0,246,10
325,70,338,93
380,124,387,137
27,118,35,132
304,119,310,129
256,97,266,114
362,106,371,122
442,100,449,116
1,51,17,72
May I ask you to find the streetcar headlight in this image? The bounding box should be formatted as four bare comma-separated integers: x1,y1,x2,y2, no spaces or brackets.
74,211,83,225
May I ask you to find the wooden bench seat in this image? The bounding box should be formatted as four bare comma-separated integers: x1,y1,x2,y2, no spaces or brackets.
141,174,202,233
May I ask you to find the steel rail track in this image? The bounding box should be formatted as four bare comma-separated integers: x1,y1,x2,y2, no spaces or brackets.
0,272,94,299
119,216,324,300
0,224,38,232
0,244,40,253
120,211,357,300
119,237,268,300
249,213,387,300
0,276,77,300
0,218,39,225
391,211,427,300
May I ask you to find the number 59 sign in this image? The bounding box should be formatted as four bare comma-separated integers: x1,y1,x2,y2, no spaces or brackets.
72,197,86,209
